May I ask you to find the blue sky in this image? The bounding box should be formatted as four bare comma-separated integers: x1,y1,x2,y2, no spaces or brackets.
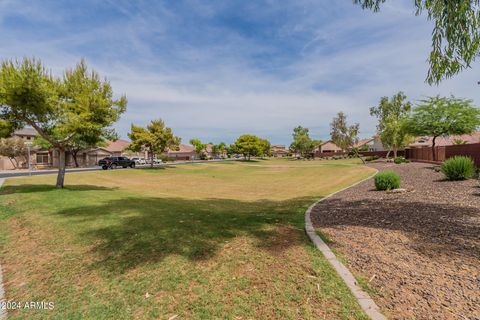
1,0,480,145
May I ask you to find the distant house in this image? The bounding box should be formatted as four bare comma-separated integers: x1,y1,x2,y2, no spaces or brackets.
371,136,387,152
271,145,288,157
0,128,133,170
317,140,343,153
354,138,375,151
166,144,197,160
409,132,480,148
12,127,37,141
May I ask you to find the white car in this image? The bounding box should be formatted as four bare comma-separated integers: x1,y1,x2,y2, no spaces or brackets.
131,157,146,165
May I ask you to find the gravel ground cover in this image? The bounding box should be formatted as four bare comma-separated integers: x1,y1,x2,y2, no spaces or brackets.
311,161,479,320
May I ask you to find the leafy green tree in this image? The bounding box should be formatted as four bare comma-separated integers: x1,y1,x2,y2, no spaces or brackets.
258,138,271,158
0,137,27,168
370,92,412,158
211,142,226,158
0,119,13,138
406,96,480,160
128,119,180,167
355,0,480,84
189,138,207,159
330,112,365,164
233,134,270,160
289,126,320,158
0,58,127,188
226,144,238,158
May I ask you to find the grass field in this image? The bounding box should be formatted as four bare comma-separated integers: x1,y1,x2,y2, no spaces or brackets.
0,158,374,319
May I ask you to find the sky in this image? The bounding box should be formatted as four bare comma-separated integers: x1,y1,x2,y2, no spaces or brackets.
1,0,480,145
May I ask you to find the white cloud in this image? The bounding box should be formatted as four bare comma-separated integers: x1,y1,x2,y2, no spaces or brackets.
0,0,479,144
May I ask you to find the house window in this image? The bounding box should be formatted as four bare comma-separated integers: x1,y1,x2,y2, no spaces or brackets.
36,153,49,164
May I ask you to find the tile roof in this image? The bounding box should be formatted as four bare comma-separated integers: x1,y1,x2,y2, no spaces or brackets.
354,138,374,148
13,127,37,136
320,140,342,151
168,144,195,153
409,132,480,147
105,139,131,152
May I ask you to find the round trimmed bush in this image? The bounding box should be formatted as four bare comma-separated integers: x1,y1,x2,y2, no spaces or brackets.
374,171,401,190
393,156,408,164
440,156,476,181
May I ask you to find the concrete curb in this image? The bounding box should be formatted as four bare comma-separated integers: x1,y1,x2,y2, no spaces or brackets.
0,178,6,320
305,169,386,320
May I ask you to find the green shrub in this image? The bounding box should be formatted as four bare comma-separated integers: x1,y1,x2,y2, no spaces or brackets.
440,156,476,180
365,155,379,162
393,156,407,164
374,171,401,190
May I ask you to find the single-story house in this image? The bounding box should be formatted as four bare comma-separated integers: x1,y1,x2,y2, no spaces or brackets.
166,144,197,160
271,145,288,157
317,140,343,153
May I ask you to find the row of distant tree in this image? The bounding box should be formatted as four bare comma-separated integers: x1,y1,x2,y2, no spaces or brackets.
126,119,272,166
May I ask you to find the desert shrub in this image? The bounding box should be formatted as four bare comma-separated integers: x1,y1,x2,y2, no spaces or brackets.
393,156,407,164
440,156,476,180
374,171,401,190
365,155,379,162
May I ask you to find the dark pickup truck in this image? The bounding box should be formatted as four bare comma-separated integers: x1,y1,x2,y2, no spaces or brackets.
98,157,136,170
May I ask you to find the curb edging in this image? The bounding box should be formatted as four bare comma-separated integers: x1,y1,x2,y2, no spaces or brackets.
305,170,386,320
0,178,6,320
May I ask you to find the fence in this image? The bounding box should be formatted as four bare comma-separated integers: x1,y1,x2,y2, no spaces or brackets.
405,143,480,166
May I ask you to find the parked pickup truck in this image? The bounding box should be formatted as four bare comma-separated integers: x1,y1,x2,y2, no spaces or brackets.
98,157,136,170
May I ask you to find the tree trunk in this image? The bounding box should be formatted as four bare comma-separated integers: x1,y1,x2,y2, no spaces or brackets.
432,136,437,161
72,150,80,168
393,146,398,158
56,148,66,188
8,157,17,169
354,149,366,164
150,151,154,168
385,149,391,159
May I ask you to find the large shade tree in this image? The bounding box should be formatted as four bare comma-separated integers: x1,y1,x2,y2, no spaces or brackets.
128,119,180,167
233,134,270,160
0,58,127,188
370,92,412,158
406,96,480,161
355,0,480,84
289,126,320,158
330,111,365,164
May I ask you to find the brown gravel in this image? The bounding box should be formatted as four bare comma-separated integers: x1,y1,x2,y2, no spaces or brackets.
310,161,480,320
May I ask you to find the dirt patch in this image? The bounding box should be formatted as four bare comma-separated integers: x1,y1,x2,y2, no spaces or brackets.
311,162,480,320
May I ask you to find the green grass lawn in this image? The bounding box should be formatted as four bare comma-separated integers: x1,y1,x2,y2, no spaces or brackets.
0,158,374,319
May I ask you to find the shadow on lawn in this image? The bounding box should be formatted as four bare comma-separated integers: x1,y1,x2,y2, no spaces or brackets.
0,184,117,194
55,196,313,274
312,198,479,260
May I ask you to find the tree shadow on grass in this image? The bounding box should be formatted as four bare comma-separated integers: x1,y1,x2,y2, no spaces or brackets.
311,198,479,260
55,196,313,274
0,184,117,195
